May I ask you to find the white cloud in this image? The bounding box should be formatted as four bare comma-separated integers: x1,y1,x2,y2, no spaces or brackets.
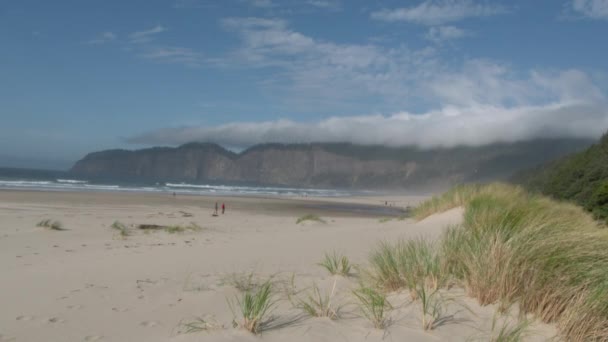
371,0,506,25
139,46,204,67
219,16,439,108
129,25,167,43
128,48,608,148
88,31,116,44
426,25,469,43
571,0,608,19
128,101,608,148
306,0,341,10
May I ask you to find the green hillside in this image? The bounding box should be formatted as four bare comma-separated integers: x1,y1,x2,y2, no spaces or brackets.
516,133,608,222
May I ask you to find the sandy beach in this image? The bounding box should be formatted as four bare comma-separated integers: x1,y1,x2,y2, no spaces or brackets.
0,190,556,341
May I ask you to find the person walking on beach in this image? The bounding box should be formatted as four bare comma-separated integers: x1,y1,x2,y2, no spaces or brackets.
221,203,225,214
214,202,218,216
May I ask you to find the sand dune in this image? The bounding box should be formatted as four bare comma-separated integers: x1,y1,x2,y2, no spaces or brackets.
0,191,555,341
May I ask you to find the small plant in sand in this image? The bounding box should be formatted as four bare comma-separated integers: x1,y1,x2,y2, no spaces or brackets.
221,271,265,293
353,286,391,329
180,316,223,333
111,221,130,238
165,222,203,234
379,217,392,223
295,279,341,319
231,281,276,334
296,214,326,224
416,286,453,331
137,222,203,234
318,251,351,276
488,315,531,342
37,219,65,231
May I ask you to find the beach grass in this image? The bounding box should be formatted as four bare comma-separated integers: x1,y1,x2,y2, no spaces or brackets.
488,315,531,342
416,286,451,331
352,286,391,329
318,251,351,276
137,222,203,234
231,281,276,334
37,219,65,231
295,279,341,319
413,183,608,341
181,317,222,333
296,214,326,224
111,221,130,238
367,238,444,296
221,271,265,293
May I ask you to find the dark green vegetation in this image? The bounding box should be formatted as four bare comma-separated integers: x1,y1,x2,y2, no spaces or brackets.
406,184,608,341
516,133,608,222
37,219,65,231
70,139,591,189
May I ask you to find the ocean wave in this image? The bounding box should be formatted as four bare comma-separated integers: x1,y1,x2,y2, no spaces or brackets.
0,179,356,197
56,179,88,184
0,180,53,186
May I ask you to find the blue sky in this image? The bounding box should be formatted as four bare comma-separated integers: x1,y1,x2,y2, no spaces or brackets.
1,0,608,169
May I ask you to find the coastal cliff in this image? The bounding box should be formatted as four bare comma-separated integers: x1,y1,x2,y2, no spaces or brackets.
71,140,591,189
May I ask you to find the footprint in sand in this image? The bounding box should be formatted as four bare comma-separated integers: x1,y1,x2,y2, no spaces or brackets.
139,320,160,328
111,307,129,312
67,304,83,310
84,335,104,341
16,315,34,321
46,317,66,324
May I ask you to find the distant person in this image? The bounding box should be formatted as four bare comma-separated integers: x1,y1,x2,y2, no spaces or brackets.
214,202,218,216
222,203,225,214
173,192,176,197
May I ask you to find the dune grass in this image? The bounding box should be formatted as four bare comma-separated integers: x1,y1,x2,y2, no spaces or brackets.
410,183,608,341
367,238,445,297
220,271,267,293
137,222,203,234
488,315,531,342
295,279,341,319
416,286,453,331
111,221,130,238
296,214,326,224
318,251,352,276
231,281,276,334
37,219,65,231
181,317,222,333
353,286,391,329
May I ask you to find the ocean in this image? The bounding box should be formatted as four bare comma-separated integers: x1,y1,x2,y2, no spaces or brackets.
0,168,364,197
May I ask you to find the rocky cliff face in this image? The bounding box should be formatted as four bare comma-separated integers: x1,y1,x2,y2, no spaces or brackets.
70,140,592,189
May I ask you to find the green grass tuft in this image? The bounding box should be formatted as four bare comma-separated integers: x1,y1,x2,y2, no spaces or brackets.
231,281,276,334
367,238,445,296
111,221,130,238
318,251,351,276
295,279,341,319
296,214,326,224
353,286,391,329
37,219,65,231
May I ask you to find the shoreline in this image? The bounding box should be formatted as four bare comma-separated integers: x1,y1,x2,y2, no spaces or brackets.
0,189,416,218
